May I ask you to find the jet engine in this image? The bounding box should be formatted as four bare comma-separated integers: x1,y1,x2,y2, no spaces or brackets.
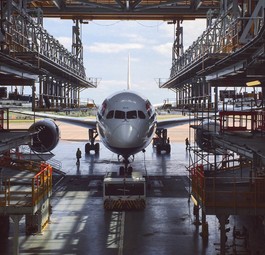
194,120,220,152
29,119,60,152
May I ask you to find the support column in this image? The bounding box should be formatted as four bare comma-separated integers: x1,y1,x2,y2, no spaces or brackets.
0,215,10,239
10,215,23,255
39,76,43,108
176,90,179,108
0,167,2,191
172,19,184,62
217,214,230,255
201,210,209,239
31,83,36,111
193,204,201,226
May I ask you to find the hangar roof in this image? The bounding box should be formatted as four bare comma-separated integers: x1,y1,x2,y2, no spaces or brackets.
28,0,220,20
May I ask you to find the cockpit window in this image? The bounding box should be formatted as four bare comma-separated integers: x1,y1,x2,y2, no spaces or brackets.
115,110,125,119
127,111,137,119
138,111,146,119
111,110,146,120
106,110,114,119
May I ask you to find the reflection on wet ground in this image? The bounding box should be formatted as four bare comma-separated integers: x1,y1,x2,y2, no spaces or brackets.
52,140,190,176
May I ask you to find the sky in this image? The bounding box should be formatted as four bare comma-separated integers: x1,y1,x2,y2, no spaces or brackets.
42,19,207,105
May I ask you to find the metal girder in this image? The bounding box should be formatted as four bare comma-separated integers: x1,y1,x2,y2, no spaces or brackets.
0,3,94,88
52,0,65,9
38,7,213,20
160,0,265,90
0,76,35,86
27,0,220,20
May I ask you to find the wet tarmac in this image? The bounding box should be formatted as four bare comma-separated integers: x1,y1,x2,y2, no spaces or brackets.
1,140,265,255
51,140,191,176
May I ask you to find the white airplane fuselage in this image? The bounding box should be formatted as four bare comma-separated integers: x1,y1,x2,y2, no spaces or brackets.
96,91,157,158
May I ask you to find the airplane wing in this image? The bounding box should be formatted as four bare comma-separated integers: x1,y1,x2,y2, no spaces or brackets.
156,113,212,129
10,110,97,129
157,117,192,129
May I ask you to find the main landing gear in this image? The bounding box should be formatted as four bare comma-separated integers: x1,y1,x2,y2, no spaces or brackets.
152,128,171,154
85,128,100,154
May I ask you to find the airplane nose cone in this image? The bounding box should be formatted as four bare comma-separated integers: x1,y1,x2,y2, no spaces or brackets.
112,123,140,148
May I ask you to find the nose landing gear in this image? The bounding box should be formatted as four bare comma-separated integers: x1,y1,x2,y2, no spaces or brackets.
118,156,134,176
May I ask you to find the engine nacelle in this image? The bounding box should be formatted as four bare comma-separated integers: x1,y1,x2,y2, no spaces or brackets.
29,119,60,152
195,120,220,152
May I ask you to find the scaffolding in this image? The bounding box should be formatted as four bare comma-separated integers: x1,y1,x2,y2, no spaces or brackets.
185,89,265,254
160,0,265,115
0,1,97,111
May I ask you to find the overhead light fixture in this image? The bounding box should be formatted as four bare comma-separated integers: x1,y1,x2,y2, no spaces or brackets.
246,80,261,86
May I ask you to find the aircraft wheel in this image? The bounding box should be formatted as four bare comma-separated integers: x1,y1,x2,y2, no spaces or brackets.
119,166,125,176
166,144,171,154
156,144,161,154
85,143,91,154
128,166,133,175
95,143,100,154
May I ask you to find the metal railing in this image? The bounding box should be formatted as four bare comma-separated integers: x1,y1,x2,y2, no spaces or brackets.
0,3,87,80
170,0,265,78
0,163,52,207
219,110,265,133
191,166,265,210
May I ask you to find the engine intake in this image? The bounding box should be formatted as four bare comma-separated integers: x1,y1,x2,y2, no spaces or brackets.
29,119,60,152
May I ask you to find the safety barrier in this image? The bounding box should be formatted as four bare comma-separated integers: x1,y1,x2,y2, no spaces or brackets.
191,165,265,210
0,163,52,207
219,110,265,133
104,198,146,210
32,163,52,206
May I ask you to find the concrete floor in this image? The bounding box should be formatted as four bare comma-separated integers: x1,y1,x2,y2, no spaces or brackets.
1,140,265,255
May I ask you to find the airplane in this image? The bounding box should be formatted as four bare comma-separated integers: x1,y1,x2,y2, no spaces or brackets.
11,90,195,171
10,55,201,172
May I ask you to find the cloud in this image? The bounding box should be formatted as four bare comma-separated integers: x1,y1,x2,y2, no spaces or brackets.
56,36,72,51
152,43,172,56
158,19,207,48
122,33,157,45
85,42,144,53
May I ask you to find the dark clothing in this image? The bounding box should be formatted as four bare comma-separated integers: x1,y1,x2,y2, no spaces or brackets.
76,149,82,163
185,138,189,150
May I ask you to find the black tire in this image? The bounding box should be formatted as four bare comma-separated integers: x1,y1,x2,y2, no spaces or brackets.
119,166,125,176
156,144,161,154
85,143,91,153
128,166,133,175
166,144,171,154
95,143,100,154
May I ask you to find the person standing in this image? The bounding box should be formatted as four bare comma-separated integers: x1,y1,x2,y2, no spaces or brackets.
76,148,82,164
185,138,190,150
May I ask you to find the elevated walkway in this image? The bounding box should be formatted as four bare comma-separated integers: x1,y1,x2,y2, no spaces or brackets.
0,11,92,87
161,0,265,90
0,3,96,111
